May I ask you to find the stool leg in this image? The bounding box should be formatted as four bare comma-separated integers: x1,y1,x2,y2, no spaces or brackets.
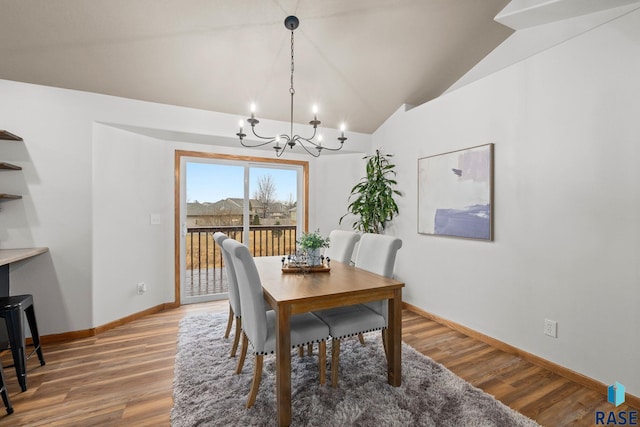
25,305,45,366
5,309,27,392
0,366,13,415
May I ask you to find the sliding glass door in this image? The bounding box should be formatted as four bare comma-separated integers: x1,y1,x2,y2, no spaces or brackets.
176,151,307,304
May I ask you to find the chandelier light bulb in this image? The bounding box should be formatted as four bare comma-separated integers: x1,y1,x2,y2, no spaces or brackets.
238,120,244,131
312,105,318,114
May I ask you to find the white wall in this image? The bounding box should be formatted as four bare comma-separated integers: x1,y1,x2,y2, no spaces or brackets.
371,9,640,395
1,83,96,333
313,152,368,236
92,124,175,325
0,78,370,334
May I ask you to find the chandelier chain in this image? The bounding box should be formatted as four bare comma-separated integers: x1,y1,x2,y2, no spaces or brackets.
290,30,295,138
290,30,295,95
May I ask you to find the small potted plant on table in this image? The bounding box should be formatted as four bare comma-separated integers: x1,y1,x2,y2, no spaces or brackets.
297,229,330,266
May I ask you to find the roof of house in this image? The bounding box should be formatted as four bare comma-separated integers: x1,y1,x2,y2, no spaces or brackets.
187,198,267,216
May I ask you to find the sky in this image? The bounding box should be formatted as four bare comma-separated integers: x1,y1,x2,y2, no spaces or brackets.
186,162,298,204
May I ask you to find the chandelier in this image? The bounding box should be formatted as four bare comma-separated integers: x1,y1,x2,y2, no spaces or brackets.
236,15,347,157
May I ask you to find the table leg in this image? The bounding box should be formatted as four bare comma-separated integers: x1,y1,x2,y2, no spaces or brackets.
275,304,292,426
387,288,402,386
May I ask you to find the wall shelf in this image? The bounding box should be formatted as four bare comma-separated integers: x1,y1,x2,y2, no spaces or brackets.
0,130,23,141
0,194,22,202
0,162,21,170
1,130,24,204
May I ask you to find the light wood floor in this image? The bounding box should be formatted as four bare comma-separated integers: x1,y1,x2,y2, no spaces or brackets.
0,301,634,426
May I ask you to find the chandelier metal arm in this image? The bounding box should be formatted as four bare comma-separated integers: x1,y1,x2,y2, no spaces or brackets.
294,139,322,158
291,125,318,143
295,134,345,152
239,138,277,148
250,124,280,141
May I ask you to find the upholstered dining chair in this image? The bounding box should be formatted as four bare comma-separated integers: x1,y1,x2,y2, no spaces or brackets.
323,230,360,265
354,233,403,352
221,238,330,408
213,232,244,358
314,233,402,387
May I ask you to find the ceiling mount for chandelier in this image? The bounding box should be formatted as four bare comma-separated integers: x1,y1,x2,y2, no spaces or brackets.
236,15,347,157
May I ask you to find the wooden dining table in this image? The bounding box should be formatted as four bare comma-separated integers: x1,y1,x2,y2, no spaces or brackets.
254,256,405,427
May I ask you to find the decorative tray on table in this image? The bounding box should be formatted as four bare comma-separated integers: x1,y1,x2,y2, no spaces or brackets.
281,255,331,273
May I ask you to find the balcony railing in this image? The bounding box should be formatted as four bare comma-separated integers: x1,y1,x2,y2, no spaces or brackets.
185,225,297,297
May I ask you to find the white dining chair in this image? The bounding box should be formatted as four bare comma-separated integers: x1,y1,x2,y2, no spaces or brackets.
323,230,360,265
314,233,402,387
354,233,403,351
213,232,244,358
222,238,330,408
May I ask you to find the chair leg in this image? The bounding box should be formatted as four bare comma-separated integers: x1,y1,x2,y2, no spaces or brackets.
224,307,234,339
0,365,12,415
24,305,45,366
230,317,241,358
331,338,340,388
307,342,313,356
246,354,263,408
4,308,27,392
318,341,326,385
358,333,365,345
236,332,248,374
298,347,304,357
381,329,389,362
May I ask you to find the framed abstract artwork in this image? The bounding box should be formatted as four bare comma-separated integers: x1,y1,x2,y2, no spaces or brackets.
418,143,494,240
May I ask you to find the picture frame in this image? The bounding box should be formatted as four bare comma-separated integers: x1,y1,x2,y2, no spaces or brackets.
418,143,494,240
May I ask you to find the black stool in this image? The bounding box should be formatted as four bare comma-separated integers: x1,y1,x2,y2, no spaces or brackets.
0,295,45,392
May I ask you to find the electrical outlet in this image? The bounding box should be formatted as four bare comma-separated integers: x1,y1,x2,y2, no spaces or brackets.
544,319,557,338
137,282,147,295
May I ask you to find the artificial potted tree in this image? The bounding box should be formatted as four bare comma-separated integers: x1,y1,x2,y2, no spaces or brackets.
297,229,330,266
340,149,401,233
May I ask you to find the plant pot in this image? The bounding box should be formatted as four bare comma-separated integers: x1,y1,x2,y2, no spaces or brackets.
306,248,322,266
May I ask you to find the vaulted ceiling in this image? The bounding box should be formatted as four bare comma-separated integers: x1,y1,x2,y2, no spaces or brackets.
0,0,513,134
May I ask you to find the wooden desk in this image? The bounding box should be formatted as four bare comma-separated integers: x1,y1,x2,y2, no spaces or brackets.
254,257,405,426
0,247,49,296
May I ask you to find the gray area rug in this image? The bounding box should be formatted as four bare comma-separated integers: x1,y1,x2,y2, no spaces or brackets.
172,312,540,426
